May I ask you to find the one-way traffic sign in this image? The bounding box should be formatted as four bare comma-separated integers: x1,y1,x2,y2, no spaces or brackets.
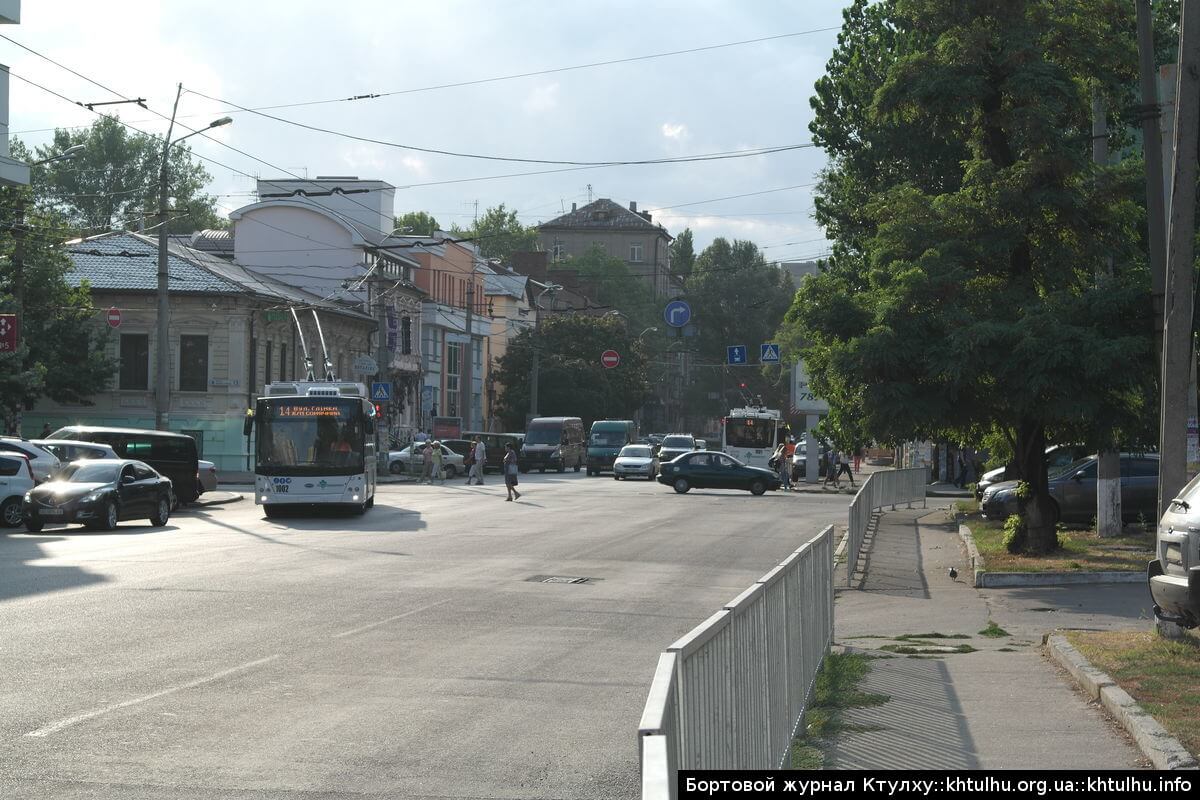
727,345,747,365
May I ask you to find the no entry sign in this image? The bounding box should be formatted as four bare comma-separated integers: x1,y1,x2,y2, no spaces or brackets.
601,349,620,369
106,307,122,328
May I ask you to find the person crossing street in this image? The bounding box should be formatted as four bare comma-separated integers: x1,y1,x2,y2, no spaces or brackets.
468,437,486,485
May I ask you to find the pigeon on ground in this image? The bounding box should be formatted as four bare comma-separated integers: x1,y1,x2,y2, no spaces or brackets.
949,566,958,580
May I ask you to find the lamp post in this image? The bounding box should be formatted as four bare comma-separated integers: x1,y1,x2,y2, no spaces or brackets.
154,82,231,430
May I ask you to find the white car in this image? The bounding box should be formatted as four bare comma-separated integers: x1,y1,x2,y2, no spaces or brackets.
0,452,36,527
31,439,118,465
198,460,218,494
387,443,465,478
0,437,61,483
613,444,660,481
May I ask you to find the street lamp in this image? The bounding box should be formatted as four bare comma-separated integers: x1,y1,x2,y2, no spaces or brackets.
638,326,658,341
155,94,233,430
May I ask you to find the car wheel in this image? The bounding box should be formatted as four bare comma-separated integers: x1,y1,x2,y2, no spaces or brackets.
613,474,621,481
99,500,118,531
557,462,565,473
366,496,374,509
750,480,767,496
573,462,581,473
24,518,43,533
150,496,170,527
673,478,690,494
1,497,22,528
445,465,458,478
389,460,405,475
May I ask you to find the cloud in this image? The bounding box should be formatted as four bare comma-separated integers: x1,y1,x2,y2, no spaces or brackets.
400,156,427,176
661,122,688,140
523,83,559,114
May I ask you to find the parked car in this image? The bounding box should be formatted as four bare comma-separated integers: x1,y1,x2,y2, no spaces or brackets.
46,427,201,504
197,460,218,495
387,443,465,478
658,451,781,496
0,437,61,483
31,439,118,465
613,444,659,481
520,417,584,473
975,444,1091,499
0,452,36,527
22,459,174,532
439,439,476,463
1149,470,1200,628
981,453,1159,524
657,434,697,464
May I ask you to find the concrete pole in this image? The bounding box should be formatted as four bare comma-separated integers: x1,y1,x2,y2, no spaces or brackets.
1138,0,1168,359
805,414,819,484
155,83,182,432
374,276,388,465
1159,0,1200,518
463,278,474,432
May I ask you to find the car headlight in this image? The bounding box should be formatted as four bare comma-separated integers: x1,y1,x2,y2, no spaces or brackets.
552,449,561,458
82,491,105,503
23,492,32,502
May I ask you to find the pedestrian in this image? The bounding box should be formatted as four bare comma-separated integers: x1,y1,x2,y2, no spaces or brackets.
413,429,429,443
853,447,862,474
825,450,842,487
837,450,855,486
503,441,521,501
955,451,967,488
469,437,486,485
779,437,795,491
419,442,433,484
40,422,52,438
431,440,444,484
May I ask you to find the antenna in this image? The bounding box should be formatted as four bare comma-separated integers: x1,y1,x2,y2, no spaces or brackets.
290,307,316,381
309,309,335,381
586,184,593,203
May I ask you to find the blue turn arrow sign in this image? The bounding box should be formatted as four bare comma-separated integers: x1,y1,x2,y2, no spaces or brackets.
664,300,692,328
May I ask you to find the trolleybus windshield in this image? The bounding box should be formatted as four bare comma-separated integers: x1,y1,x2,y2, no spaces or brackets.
256,398,365,474
725,418,776,449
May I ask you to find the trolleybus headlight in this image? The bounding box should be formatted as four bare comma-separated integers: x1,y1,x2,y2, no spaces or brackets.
261,495,268,502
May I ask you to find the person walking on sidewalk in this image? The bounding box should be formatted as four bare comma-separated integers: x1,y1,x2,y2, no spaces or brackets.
419,442,433,484
503,442,521,501
837,450,856,486
431,441,444,484
825,450,842,487
468,437,486,485
778,437,795,491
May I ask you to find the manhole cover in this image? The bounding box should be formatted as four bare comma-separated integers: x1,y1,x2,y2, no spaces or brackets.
526,575,590,584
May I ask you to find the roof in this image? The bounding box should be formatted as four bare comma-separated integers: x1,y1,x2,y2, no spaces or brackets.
539,198,671,239
191,229,234,255
483,270,528,299
66,233,242,294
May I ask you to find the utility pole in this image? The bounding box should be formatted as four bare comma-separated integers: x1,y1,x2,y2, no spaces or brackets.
155,84,182,432
374,270,390,466
1159,0,1200,518
463,277,474,433
1093,90,1122,537
1138,0,1168,362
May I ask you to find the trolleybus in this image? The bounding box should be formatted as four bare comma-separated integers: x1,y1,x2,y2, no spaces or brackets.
722,404,789,470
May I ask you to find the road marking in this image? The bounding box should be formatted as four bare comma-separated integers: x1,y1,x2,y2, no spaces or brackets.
331,600,449,639
25,654,281,738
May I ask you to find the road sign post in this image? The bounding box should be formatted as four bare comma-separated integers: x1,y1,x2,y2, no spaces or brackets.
601,349,621,369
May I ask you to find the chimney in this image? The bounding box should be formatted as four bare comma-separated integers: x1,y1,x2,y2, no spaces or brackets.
629,201,637,212
571,202,577,212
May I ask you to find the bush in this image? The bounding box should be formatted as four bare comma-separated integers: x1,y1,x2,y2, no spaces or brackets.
1003,514,1028,554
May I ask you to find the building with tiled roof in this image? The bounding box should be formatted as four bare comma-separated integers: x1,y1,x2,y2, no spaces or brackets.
537,198,675,298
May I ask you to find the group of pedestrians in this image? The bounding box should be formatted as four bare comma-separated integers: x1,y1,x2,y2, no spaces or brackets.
771,438,858,490
410,433,522,501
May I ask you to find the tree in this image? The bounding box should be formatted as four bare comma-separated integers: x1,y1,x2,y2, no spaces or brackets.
549,245,658,330
452,204,538,265
32,116,222,236
787,0,1155,554
0,167,114,428
670,228,696,281
492,315,650,430
395,211,440,237
683,238,794,417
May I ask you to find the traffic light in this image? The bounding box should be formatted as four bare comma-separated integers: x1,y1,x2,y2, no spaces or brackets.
373,403,383,416
739,382,747,389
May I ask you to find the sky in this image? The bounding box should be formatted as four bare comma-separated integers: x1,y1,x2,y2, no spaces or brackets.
2,0,847,264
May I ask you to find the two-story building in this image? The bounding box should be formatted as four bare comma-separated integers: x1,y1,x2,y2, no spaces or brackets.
26,231,377,471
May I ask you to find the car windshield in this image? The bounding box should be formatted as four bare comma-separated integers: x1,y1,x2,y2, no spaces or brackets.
620,446,652,459
524,424,563,445
54,462,121,483
591,431,628,446
662,436,693,448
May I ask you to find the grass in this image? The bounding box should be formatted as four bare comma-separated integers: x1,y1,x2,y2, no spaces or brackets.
1064,629,1200,758
979,621,1011,638
963,513,1153,573
789,652,890,769
879,643,977,655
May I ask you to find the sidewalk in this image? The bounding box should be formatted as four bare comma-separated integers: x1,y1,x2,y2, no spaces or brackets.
829,509,1144,769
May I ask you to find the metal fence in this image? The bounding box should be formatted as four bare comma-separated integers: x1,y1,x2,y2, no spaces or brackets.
845,467,926,586
638,525,835,797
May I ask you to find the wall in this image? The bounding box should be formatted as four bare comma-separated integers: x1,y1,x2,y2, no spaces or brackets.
541,228,671,297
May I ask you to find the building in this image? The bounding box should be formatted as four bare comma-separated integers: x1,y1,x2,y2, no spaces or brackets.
0,1,28,187
537,199,675,298
25,232,377,470
481,267,535,430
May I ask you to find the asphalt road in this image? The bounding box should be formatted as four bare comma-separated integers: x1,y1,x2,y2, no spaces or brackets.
0,471,848,799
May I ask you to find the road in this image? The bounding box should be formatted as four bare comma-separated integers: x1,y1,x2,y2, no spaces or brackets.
0,471,848,799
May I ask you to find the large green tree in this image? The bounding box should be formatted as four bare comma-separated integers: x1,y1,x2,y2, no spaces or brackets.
549,244,659,330
0,160,114,428
493,314,650,430
452,203,538,265
33,116,222,236
670,228,696,282
395,210,440,236
787,0,1155,554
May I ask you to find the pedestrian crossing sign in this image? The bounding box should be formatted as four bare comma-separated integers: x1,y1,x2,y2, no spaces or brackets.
371,382,392,402
760,343,781,363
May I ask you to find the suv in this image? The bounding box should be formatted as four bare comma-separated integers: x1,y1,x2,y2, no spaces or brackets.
0,437,61,483
46,427,200,504
1150,472,1200,628
0,452,36,527
657,434,697,464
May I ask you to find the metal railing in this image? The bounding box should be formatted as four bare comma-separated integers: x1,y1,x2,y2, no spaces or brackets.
638,525,835,797
845,467,926,586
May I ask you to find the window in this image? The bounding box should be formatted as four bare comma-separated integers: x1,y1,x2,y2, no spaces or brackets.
119,334,149,390
553,239,565,260
280,344,288,382
0,455,24,476
265,341,273,385
630,242,644,262
401,317,413,355
179,335,208,392
446,342,461,417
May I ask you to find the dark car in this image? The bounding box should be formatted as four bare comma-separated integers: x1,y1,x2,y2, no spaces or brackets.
657,434,697,464
980,453,1159,524
1150,470,1200,628
22,459,174,532
46,426,200,504
975,444,1090,500
658,450,781,496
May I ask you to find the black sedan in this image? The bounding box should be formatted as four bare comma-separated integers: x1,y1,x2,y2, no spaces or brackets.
658,451,782,496
22,459,174,532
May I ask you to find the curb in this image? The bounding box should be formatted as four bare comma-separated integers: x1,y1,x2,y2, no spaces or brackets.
192,492,243,507
1045,634,1198,770
957,523,1146,588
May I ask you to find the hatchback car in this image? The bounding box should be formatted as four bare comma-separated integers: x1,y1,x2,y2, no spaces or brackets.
0,437,61,483
613,445,659,481
1150,470,1200,628
0,452,36,527
658,451,781,496
23,459,174,532
981,453,1159,524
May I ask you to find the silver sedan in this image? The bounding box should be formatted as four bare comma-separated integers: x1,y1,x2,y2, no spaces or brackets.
613,445,659,481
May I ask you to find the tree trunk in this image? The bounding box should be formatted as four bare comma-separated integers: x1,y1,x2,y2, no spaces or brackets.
1015,419,1059,554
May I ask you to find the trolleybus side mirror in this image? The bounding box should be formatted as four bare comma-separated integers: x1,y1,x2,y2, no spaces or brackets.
243,409,254,437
